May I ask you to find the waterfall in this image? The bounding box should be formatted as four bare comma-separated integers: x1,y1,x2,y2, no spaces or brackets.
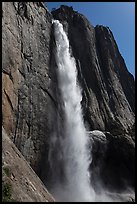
49,20,95,202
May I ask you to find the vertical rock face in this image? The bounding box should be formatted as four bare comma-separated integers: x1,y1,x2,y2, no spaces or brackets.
51,5,135,191
2,2,54,175
2,3,135,193
89,131,135,191
52,5,135,134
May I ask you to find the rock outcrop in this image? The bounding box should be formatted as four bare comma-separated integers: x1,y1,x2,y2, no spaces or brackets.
89,131,135,191
2,127,55,202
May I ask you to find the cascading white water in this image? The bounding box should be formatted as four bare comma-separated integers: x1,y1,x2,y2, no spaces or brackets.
48,20,132,203
50,20,95,202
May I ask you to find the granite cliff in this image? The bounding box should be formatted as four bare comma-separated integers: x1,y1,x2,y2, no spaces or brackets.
2,127,55,202
52,5,135,133
51,5,135,192
2,2,135,201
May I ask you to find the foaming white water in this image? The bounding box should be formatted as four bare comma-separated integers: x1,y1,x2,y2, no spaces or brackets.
51,19,95,202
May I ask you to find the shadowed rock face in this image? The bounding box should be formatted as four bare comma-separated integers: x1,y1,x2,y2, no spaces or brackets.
89,131,135,191
51,5,135,192
52,5,135,134
2,3,135,195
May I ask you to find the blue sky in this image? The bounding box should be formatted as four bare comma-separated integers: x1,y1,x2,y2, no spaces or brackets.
46,2,135,77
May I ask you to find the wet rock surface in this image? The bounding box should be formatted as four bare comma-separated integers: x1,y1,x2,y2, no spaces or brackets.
89,131,135,191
